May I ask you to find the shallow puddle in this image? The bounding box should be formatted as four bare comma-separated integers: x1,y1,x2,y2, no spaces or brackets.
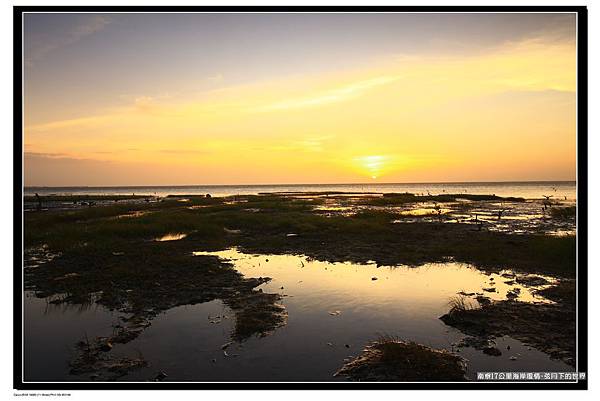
193,249,555,305
23,248,572,382
381,200,574,236
113,211,152,219
310,195,576,236
155,233,187,242
185,249,567,380
23,292,119,381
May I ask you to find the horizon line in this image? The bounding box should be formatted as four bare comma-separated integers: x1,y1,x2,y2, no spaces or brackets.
24,179,577,189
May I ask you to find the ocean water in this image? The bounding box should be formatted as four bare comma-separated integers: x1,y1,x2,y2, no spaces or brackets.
25,181,576,200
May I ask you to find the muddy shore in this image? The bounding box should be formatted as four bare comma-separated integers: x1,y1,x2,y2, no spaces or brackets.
440,280,576,367
23,192,577,381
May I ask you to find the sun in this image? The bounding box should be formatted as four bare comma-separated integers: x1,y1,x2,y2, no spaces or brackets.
355,155,388,179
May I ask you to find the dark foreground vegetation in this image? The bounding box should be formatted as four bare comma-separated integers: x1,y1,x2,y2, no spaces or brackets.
23,192,577,380
334,336,467,381
24,194,149,203
440,279,576,366
359,192,526,206
26,193,576,276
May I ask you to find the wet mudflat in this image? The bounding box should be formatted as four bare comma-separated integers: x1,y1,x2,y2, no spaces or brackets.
22,191,577,382
24,248,573,382
314,194,576,236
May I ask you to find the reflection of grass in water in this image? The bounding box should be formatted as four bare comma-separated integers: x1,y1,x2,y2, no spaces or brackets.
26,237,288,379
447,295,479,314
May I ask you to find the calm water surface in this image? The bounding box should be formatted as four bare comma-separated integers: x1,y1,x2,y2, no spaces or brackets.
26,181,576,200
24,248,573,382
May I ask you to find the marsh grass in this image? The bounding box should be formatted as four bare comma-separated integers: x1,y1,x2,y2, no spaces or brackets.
334,335,467,381
550,206,576,219
362,193,525,206
23,192,578,379
537,280,576,306
447,295,479,314
24,194,149,202
25,193,576,278
440,281,576,366
373,334,409,362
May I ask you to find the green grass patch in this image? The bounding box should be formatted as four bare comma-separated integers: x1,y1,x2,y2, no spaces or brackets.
25,194,149,202
24,193,575,277
363,193,525,206
550,206,576,219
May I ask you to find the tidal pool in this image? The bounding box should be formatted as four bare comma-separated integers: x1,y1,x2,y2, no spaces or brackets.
313,197,576,236
154,233,188,242
23,248,572,382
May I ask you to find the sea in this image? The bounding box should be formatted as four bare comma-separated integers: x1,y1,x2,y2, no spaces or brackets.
25,181,577,200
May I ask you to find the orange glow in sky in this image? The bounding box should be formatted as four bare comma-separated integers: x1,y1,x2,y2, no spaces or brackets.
23,13,577,186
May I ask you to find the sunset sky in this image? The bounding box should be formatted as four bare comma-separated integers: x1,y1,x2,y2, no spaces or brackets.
23,12,577,186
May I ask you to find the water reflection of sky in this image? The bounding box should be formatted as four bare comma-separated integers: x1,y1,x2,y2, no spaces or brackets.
155,233,188,242
25,182,577,199
313,198,576,236
194,249,556,307
23,249,572,382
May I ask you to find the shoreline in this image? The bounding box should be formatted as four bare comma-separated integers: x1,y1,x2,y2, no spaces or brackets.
22,192,577,381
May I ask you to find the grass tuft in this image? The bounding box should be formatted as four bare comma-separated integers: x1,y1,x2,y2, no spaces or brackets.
447,295,479,314
550,206,576,219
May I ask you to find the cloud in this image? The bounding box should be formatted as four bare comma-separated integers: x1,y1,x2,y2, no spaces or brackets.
71,15,111,37
24,151,69,159
292,135,335,152
26,15,111,67
24,33,575,180
253,75,401,112
207,74,224,83
26,114,111,133
158,149,210,155
26,33,574,139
